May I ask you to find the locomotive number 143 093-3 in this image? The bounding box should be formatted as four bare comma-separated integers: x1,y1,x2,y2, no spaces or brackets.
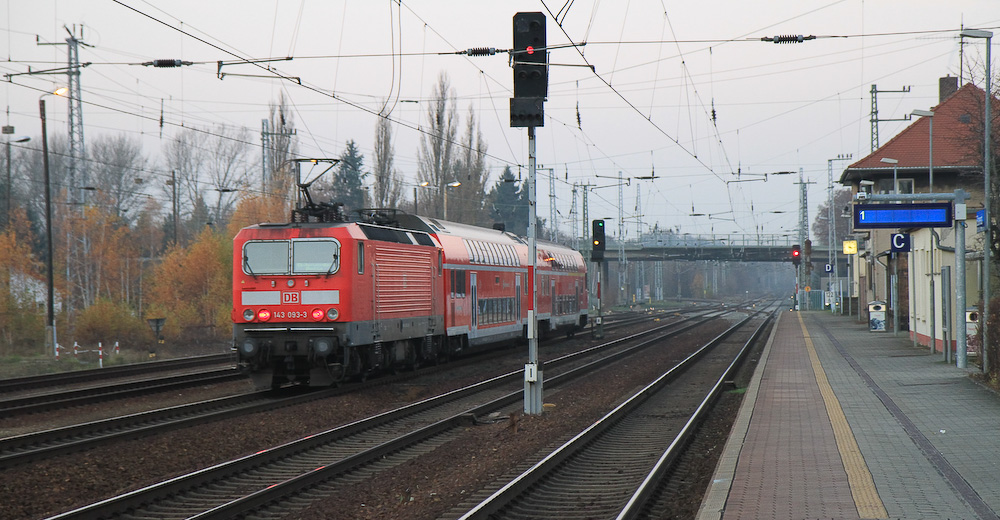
273,311,308,319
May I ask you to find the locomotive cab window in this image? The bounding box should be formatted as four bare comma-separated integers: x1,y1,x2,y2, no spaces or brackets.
292,239,340,274
243,241,289,275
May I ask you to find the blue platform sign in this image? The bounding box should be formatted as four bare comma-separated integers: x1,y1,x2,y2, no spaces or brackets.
977,209,986,232
853,202,953,229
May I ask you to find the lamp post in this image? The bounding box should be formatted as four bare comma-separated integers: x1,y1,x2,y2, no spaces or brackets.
880,157,900,334
912,109,936,351
827,154,852,313
880,157,899,193
39,91,64,356
442,181,460,220
414,181,430,215
3,130,30,228
961,28,993,373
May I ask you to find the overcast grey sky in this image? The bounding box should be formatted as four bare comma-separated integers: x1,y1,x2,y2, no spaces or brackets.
2,0,998,241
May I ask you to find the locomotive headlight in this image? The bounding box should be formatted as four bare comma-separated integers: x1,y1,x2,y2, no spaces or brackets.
313,338,333,356
326,308,339,321
257,309,271,321
311,308,325,321
243,309,255,321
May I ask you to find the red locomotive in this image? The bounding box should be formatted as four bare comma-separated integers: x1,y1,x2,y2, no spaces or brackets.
233,202,588,388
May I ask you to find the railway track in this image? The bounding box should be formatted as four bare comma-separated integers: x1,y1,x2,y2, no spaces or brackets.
0,353,234,395
0,307,690,469
0,367,246,418
453,302,777,519
47,308,728,519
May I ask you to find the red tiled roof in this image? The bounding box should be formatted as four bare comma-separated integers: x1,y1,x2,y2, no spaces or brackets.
842,82,991,181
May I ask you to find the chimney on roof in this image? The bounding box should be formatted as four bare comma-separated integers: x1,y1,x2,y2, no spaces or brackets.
940,75,958,103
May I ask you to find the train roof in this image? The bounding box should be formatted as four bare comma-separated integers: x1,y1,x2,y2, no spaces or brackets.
236,220,440,248
394,213,579,252
236,211,582,257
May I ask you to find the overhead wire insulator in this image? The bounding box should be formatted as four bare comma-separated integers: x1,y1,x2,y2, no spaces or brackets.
142,59,194,67
762,35,816,44
465,47,497,56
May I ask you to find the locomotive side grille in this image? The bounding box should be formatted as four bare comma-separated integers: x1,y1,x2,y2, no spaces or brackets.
374,245,434,316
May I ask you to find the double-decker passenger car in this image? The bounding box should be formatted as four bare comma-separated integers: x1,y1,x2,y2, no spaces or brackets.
233,205,587,388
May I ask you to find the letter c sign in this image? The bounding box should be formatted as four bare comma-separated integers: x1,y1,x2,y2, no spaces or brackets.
890,233,911,253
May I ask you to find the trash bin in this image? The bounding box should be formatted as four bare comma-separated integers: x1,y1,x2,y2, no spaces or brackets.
966,307,980,355
868,301,886,332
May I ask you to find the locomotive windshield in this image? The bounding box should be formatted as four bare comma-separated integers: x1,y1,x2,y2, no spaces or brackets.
243,239,341,275
244,241,289,274
292,239,340,273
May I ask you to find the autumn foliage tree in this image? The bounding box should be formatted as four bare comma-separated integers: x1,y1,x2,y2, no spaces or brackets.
0,212,44,356
145,226,232,347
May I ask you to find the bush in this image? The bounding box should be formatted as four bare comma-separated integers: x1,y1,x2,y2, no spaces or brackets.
74,298,150,347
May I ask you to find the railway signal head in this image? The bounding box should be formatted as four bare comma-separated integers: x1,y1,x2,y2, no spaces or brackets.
592,219,606,261
791,244,801,266
510,12,546,127
512,12,547,99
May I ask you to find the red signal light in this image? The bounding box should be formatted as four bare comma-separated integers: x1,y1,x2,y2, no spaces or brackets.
792,250,800,257
526,45,535,55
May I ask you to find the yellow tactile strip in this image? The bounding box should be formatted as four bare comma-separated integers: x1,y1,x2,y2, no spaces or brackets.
797,312,888,519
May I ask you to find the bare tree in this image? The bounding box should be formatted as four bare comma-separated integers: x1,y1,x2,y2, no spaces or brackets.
162,128,206,245
267,94,297,206
204,124,255,227
372,113,403,209
89,133,148,221
811,188,854,246
450,105,489,225
417,72,459,219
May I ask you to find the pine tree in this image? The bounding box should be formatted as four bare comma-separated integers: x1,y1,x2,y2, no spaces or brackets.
488,166,527,235
327,140,367,212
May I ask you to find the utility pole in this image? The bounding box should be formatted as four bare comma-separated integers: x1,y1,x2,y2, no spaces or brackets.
261,119,269,193
796,168,815,309
34,25,91,318
618,171,627,305
169,170,179,246
828,154,852,311
568,183,579,250
261,118,297,196
636,185,645,302
577,181,597,304
870,84,911,152
3,119,30,229
36,25,90,204
538,166,556,241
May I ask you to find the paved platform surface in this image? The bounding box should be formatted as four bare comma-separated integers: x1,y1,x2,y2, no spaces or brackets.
698,310,1000,520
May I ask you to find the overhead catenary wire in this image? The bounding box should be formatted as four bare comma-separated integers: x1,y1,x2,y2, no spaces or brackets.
7,2,993,237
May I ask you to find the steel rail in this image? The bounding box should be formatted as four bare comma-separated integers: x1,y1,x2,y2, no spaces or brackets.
47,311,722,520
0,353,233,394
456,304,776,519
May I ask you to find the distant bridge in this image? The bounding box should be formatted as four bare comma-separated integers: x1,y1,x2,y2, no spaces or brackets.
588,233,837,263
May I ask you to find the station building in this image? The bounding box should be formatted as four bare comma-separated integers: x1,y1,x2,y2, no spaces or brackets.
838,76,997,354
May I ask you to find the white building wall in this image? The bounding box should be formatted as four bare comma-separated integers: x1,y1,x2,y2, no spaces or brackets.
907,223,978,352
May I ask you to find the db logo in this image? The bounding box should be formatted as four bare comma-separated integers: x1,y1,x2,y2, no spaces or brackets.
282,292,300,304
